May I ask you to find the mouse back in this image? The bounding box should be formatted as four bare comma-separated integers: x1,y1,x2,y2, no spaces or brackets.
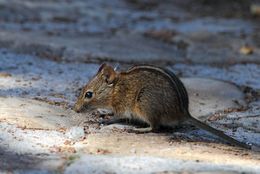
127,65,189,112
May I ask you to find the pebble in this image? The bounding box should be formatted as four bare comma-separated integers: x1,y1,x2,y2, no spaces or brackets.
65,126,85,141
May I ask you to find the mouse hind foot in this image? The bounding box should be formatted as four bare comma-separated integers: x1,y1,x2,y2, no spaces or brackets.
129,124,160,134
130,127,153,134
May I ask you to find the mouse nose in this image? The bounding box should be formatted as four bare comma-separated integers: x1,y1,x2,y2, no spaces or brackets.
73,104,81,113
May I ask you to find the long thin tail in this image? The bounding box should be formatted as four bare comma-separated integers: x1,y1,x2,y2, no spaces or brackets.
186,115,251,149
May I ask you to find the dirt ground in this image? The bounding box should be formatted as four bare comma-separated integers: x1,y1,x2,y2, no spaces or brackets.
0,0,260,173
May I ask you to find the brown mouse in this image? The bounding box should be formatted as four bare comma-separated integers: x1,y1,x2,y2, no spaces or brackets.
74,63,251,149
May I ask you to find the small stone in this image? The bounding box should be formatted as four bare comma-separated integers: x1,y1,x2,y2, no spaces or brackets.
31,76,41,81
64,140,72,145
240,46,254,55
96,148,110,154
0,72,12,77
66,147,77,153
130,148,137,154
65,126,85,141
251,4,260,16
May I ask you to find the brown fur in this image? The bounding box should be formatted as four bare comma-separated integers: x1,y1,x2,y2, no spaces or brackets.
74,64,251,149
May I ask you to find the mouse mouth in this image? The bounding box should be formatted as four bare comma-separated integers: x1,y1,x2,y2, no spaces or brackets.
73,102,88,113
73,104,83,113
78,104,98,113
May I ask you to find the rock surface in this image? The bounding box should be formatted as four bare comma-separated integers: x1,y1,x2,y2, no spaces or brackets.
65,155,260,174
0,30,184,64
0,0,260,173
0,0,259,65
0,97,80,129
182,78,245,119
1,49,260,173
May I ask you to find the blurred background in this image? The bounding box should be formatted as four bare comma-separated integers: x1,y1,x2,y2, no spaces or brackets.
0,0,259,65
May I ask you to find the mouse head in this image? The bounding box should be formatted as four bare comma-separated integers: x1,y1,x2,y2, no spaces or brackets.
74,63,118,113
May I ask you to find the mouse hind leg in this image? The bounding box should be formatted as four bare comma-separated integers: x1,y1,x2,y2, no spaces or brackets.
131,121,160,133
131,87,163,133
131,106,161,133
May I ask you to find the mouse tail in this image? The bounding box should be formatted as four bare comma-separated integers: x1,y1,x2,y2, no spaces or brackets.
186,115,251,149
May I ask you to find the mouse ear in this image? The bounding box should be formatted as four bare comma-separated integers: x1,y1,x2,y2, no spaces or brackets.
99,63,117,84
98,63,107,73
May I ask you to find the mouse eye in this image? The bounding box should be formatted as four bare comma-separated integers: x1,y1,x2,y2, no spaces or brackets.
84,91,93,99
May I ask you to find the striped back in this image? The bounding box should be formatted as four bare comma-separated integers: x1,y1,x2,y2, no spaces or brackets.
127,65,189,112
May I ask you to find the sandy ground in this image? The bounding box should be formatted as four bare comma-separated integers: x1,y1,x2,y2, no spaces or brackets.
0,49,260,173
0,0,260,173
